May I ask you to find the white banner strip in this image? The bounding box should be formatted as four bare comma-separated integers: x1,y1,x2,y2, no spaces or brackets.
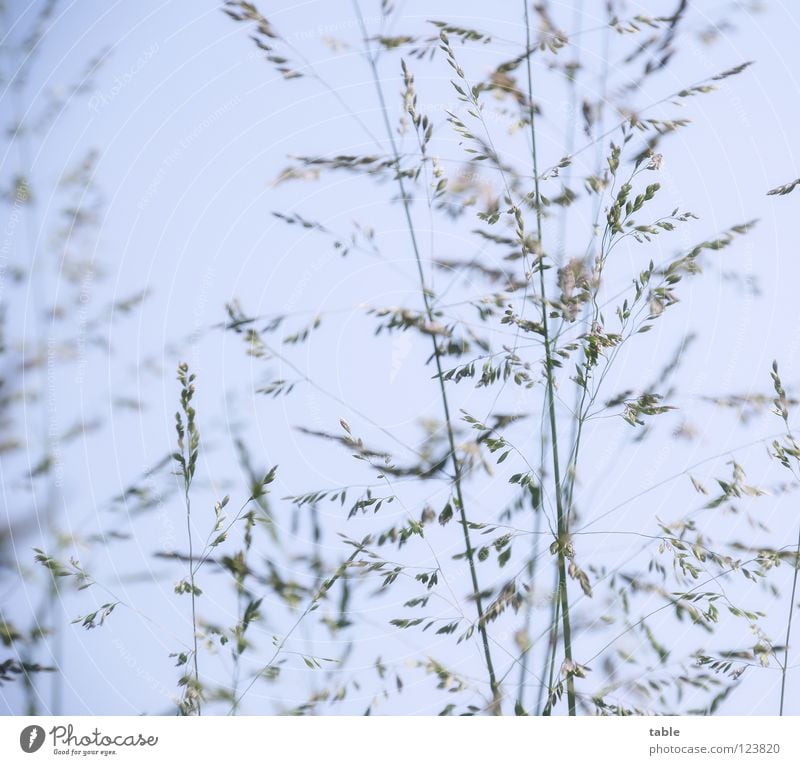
1,716,796,764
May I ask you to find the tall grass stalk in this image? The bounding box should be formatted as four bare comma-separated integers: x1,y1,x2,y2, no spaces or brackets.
771,361,800,715
352,0,501,711
175,363,201,714
780,525,800,715
523,0,576,716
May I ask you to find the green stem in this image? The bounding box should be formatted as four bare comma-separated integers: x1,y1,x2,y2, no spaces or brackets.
231,549,360,712
185,482,201,715
353,0,501,713
517,470,544,709
779,523,799,715
523,0,576,716
540,572,561,716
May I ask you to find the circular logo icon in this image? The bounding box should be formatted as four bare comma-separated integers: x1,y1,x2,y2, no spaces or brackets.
19,725,45,754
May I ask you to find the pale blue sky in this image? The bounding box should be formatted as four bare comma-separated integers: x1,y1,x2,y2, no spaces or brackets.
3,0,800,716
